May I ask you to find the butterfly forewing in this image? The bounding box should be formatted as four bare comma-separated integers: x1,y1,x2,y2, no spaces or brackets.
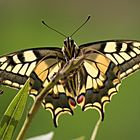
80,40,140,79
0,47,62,89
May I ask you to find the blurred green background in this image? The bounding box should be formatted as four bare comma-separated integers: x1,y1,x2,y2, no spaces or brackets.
0,0,140,140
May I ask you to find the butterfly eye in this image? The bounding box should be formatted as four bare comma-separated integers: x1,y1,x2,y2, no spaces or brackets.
69,98,76,108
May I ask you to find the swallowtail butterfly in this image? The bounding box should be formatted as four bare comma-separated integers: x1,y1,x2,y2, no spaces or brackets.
0,16,140,127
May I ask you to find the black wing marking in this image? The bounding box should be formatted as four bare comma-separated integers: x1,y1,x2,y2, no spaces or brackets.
76,49,121,120
0,47,61,89
30,54,76,127
79,40,140,79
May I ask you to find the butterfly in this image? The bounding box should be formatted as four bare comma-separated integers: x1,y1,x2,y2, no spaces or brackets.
0,16,140,127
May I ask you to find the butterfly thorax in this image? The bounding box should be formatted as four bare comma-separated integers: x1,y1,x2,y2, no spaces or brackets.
62,37,79,61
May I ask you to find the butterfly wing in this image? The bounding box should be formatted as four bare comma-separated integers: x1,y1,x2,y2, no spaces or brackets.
30,55,76,127
0,46,74,127
0,47,62,89
80,40,140,79
76,48,121,120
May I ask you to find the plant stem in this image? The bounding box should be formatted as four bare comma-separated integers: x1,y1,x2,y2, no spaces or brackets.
16,56,84,140
16,82,53,140
90,118,101,140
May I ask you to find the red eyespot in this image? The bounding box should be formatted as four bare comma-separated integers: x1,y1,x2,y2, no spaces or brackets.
69,98,76,107
77,95,84,104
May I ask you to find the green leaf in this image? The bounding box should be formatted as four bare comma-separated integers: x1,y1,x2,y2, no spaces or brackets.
0,79,30,140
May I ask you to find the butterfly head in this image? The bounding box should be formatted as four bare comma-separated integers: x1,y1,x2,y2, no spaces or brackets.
62,37,79,61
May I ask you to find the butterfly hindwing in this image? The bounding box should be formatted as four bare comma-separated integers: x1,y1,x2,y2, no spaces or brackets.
0,47,62,89
30,54,76,127
80,40,140,79
77,49,121,119
43,93,76,127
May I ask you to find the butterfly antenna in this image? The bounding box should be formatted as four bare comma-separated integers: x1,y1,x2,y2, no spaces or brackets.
42,20,67,38
70,15,91,37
